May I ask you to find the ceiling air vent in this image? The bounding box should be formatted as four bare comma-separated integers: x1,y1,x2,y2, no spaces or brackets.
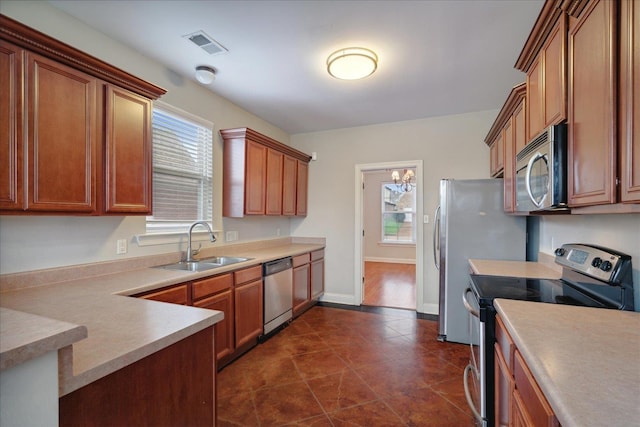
183,30,228,56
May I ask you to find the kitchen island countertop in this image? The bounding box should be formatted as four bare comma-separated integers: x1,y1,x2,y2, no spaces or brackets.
0,239,324,396
495,298,640,427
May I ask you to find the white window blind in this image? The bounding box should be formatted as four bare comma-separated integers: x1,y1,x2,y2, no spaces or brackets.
146,103,213,233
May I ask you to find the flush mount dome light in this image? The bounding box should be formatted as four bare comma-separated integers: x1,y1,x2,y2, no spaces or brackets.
195,65,216,85
327,47,378,80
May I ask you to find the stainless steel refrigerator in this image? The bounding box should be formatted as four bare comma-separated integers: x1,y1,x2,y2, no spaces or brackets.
433,178,526,344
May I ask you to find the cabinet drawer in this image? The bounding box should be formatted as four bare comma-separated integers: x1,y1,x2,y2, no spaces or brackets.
139,284,189,305
234,265,262,286
192,273,233,300
292,253,310,268
311,249,324,262
513,350,559,427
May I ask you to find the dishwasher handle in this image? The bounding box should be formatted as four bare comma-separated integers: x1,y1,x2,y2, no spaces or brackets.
263,257,293,276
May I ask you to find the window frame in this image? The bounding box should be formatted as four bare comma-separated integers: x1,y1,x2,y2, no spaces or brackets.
380,182,417,244
145,101,214,235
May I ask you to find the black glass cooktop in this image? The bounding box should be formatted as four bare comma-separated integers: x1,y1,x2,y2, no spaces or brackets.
469,274,613,309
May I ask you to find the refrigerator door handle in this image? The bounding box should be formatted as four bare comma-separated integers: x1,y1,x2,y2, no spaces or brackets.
433,205,441,269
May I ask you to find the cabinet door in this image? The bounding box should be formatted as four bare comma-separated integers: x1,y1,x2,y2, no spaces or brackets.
265,148,283,215
620,0,640,203
514,98,527,157
495,344,514,427
503,117,515,212
293,263,310,317
567,0,617,206
26,52,98,212
104,85,152,214
527,59,544,141
0,41,23,211
194,289,234,362
311,256,324,300
296,160,308,216
490,131,504,177
513,350,559,427
139,283,189,305
234,278,263,347
245,140,267,215
282,155,297,215
543,17,567,127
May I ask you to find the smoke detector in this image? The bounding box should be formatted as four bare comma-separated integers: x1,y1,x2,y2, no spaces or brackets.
183,30,228,55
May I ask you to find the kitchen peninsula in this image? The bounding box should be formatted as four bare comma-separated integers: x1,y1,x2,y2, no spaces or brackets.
0,237,324,425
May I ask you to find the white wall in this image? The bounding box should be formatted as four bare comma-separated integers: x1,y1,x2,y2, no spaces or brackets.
363,170,416,263
0,1,292,274
538,214,640,309
290,111,496,313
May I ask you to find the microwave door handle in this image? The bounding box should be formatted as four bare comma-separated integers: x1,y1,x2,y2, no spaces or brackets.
525,152,544,208
463,288,479,318
433,205,441,269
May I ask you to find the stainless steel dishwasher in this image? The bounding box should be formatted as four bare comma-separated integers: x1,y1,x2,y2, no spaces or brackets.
262,257,293,335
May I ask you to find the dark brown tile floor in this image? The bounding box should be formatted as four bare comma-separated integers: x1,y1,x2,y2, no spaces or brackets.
217,305,475,426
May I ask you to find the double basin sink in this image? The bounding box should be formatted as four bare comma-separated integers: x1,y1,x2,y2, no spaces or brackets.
154,256,252,272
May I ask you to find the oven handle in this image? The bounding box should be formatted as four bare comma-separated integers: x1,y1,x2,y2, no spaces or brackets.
463,363,483,424
463,288,479,318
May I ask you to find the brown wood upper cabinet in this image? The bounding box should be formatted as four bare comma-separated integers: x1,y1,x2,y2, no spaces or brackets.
515,0,567,142
221,127,311,217
619,0,640,203
0,15,165,215
485,83,527,213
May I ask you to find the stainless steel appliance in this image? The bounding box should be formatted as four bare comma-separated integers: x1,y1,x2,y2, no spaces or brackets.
515,123,568,212
263,257,293,335
463,243,634,426
434,178,526,344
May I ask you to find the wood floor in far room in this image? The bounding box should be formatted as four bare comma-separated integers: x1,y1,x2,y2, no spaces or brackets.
363,262,416,310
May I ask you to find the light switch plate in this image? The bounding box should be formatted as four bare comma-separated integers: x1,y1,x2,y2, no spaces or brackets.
116,239,127,255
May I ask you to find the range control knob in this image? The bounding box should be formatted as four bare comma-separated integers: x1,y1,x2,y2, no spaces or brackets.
554,248,566,256
600,261,613,272
591,257,602,268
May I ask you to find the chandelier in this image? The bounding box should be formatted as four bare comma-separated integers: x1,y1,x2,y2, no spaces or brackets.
391,169,415,192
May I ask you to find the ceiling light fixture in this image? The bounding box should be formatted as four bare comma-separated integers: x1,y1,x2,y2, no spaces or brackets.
195,65,216,85
327,47,378,80
391,169,415,192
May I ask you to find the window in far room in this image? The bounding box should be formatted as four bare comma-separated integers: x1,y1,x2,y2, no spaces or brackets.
381,182,416,243
146,102,213,233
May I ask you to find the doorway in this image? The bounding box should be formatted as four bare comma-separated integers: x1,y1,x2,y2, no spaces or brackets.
354,161,424,312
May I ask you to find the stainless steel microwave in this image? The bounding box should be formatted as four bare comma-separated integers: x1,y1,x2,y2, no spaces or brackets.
515,124,568,212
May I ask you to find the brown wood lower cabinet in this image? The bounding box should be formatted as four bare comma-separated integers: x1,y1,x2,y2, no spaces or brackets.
310,249,325,300
233,265,263,350
193,273,234,364
495,314,559,427
292,253,311,317
59,326,215,426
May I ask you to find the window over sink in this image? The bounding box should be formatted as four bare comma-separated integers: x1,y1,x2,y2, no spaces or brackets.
146,102,213,233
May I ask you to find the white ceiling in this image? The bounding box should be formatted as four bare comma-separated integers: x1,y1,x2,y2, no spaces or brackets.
48,0,543,135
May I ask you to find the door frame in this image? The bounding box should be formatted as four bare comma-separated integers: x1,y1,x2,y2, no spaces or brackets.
354,160,424,312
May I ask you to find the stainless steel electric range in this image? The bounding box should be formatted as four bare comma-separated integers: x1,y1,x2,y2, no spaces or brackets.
463,243,635,427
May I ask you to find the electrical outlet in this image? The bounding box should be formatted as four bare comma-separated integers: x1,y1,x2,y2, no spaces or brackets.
276,228,281,236
116,239,127,255
226,231,238,242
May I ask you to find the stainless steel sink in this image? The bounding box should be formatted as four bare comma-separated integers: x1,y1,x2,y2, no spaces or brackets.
153,256,251,272
153,261,222,272
197,256,251,265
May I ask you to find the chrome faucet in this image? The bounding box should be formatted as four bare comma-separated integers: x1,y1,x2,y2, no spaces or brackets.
186,221,216,262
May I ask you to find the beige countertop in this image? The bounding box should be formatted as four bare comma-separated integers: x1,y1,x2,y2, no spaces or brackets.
469,257,562,280
494,299,640,427
0,238,325,396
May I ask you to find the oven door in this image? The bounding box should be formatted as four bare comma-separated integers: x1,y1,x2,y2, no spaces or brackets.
462,288,486,426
